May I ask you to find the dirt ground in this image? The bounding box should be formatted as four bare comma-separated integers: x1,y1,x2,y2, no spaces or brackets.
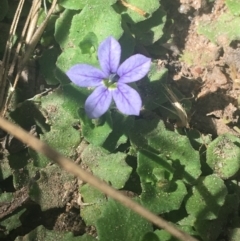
168,0,240,137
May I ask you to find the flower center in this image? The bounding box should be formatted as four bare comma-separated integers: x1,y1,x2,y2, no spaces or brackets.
103,73,119,89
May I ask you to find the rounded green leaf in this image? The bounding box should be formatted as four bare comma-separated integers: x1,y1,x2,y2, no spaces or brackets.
185,174,227,220
130,8,166,45
137,150,187,214
206,134,240,179
56,47,99,84
80,184,107,226
69,4,123,48
54,9,79,49
96,199,152,241
81,145,132,189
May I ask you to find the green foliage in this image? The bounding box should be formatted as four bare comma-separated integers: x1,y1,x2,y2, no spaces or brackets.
29,84,87,167
141,63,168,110
81,145,132,188
130,119,201,184
69,4,123,49
138,150,187,213
78,111,113,146
0,157,11,181
80,184,107,225
226,0,240,16
0,208,25,236
96,199,152,241
130,8,166,46
206,134,240,179
185,174,227,220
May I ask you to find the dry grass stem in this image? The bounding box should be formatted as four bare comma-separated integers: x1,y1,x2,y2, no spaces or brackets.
163,85,189,127
119,0,147,17
1,0,57,116
0,0,26,113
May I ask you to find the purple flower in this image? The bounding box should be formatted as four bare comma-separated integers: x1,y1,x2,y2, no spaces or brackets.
66,36,151,119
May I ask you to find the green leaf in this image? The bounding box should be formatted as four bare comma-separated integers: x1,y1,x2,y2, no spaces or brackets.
206,134,240,179
39,47,60,85
153,226,198,241
194,194,238,241
69,4,123,49
198,12,240,45
29,165,75,211
185,174,227,220
226,0,240,16
14,225,96,241
119,0,160,23
140,64,168,110
54,9,79,49
148,122,201,184
96,199,152,241
59,0,117,10
79,110,113,146
0,208,25,235
118,22,136,62
0,156,12,181
56,47,98,84
0,0,8,21
102,110,134,151
141,232,160,241
29,84,87,167
80,184,107,225
130,119,201,184
138,150,187,213
79,32,98,54
130,8,166,46
81,144,132,189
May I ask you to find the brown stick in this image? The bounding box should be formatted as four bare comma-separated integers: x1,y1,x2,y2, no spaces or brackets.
0,116,199,241
119,0,147,17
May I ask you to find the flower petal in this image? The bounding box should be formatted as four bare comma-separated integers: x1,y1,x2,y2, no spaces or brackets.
66,64,106,87
112,83,142,116
98,36,121,76
85,85,112,118
117,54,151,83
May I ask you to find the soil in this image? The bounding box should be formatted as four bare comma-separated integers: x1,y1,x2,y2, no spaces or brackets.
168,0,240,137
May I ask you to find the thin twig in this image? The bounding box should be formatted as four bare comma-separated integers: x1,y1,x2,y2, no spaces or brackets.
2,0,57,116
0,116,199,241
119,0,147,17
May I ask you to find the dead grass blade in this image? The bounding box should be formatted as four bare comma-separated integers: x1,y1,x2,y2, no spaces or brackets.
0,0,57,116
163,84,189,128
